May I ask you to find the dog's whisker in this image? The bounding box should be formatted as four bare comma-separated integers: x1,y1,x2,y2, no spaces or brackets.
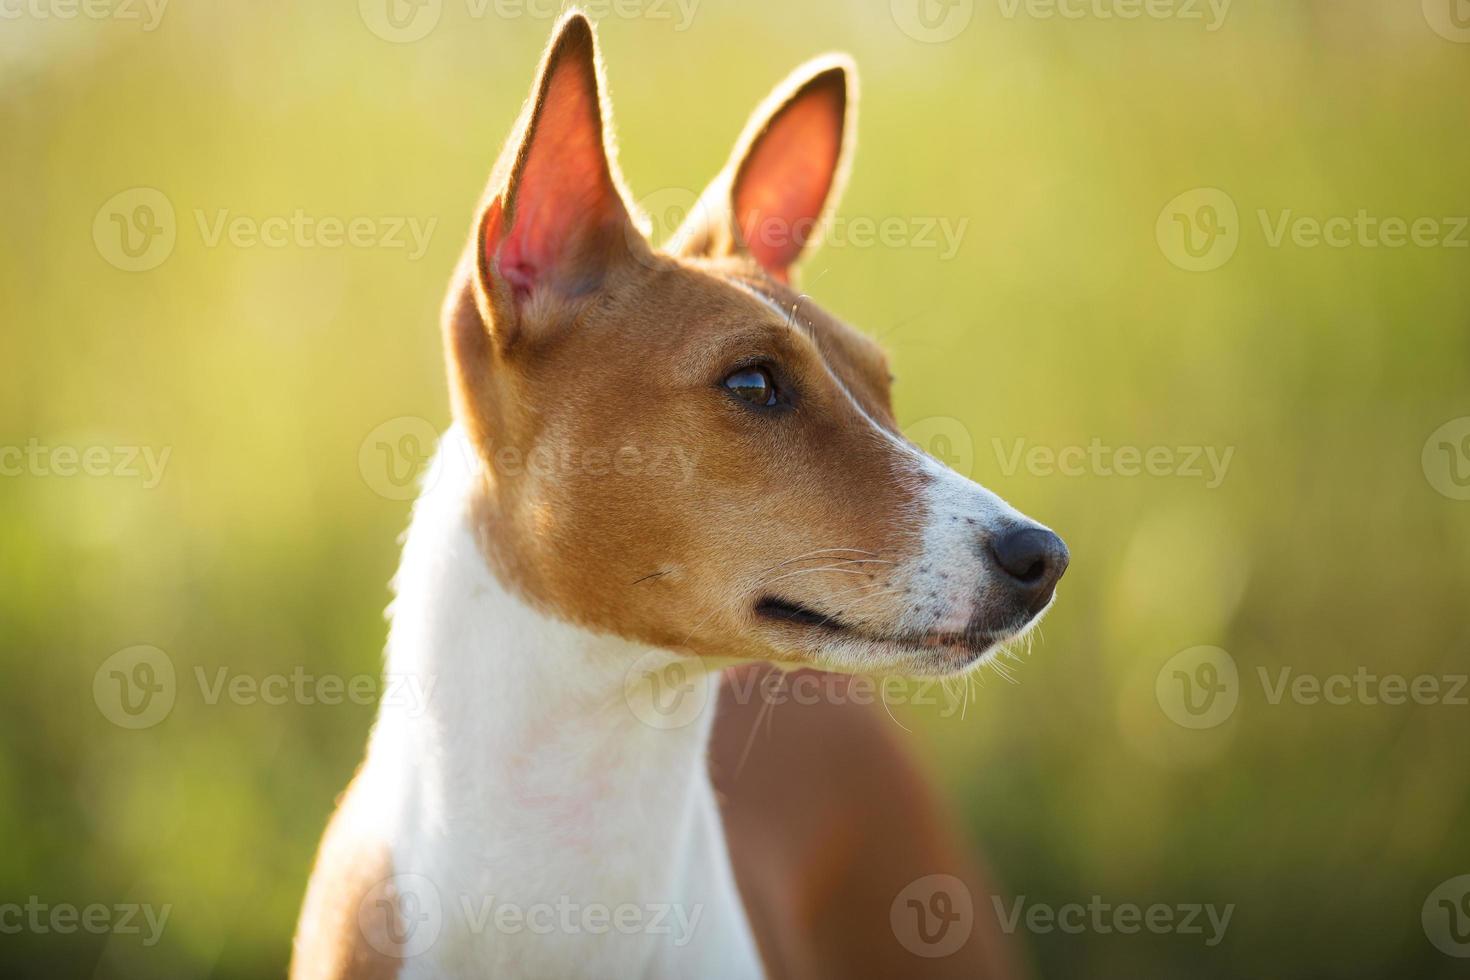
762,548,881,573
759,565,880,588
827,587,906,616
987,657,1017,685
733,669,781,780
783,558,895,573
679,603,728,648
878,675,914,734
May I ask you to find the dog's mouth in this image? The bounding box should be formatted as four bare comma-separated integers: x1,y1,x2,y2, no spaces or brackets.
753,596,838,628
753,594,1017,662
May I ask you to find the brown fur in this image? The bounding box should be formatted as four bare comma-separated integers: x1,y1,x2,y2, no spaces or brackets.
290,772,403,980
292,13,1025,978
290,686,1025,980
450,249,924,664
446,15,933,669
713,667,1028,979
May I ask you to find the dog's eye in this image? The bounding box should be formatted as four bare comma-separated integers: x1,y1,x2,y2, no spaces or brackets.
724,366,777,407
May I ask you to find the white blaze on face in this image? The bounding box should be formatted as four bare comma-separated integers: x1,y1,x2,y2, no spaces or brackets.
904,454,1035,636
845,397,1050,640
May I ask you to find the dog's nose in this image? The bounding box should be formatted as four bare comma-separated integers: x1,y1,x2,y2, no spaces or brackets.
988,526,1069,613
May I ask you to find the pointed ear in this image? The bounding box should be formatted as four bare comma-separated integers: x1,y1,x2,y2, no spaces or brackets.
474,13,643,347
673,56,855,283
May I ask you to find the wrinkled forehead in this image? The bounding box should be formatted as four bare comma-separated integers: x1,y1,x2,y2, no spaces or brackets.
688,260,896,424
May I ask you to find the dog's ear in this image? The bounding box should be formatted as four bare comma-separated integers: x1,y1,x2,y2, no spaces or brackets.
673,56,855,283
473,12,644,348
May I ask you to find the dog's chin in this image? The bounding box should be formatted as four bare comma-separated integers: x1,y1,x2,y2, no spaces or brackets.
752,596,1050,678
824,622,1037,678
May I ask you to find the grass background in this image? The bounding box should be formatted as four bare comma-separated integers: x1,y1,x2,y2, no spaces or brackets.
2,1,1468,976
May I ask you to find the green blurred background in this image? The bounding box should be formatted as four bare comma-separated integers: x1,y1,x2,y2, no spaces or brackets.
3,1,1468,976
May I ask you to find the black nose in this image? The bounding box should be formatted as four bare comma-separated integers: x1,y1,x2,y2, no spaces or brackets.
988,526,1069,613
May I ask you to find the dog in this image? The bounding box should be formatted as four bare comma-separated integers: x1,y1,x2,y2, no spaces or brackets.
290,12,1067,978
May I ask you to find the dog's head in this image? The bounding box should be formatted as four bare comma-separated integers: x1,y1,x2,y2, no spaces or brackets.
444,13,1067,676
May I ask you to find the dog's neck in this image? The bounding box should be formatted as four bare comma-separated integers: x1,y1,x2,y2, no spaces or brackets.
362,426,758,975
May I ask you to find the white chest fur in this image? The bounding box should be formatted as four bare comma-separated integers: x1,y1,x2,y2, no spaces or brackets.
355,428,763,979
